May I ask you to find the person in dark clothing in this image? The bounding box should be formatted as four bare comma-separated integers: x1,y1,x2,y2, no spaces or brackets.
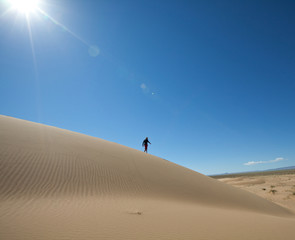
142,137,151,153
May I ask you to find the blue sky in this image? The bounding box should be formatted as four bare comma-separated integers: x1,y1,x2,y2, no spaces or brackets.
1,0,295,175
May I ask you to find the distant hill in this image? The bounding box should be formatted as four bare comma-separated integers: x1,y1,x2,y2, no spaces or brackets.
211,166,295,179
266,166,295,171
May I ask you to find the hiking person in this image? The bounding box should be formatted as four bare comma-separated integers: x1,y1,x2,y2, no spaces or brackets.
142,137,151,153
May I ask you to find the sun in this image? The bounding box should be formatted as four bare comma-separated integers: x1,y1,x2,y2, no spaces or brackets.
9,0,40,14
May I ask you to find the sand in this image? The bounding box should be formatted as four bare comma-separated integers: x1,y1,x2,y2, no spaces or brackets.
1,115,295,240
216,172,295,213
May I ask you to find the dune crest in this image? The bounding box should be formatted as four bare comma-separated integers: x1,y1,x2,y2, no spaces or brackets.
0,115,294,240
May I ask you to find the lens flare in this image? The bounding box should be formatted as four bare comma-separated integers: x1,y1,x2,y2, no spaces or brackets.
88,45,100,57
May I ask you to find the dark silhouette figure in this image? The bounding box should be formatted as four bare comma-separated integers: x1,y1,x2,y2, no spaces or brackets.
142,137,151,153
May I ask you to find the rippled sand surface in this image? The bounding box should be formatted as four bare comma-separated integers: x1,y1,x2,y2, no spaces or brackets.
1,115,294,240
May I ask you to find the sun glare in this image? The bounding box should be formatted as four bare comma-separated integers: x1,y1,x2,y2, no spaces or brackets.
9,0,39,14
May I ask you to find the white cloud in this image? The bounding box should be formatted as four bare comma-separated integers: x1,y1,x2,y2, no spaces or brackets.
244,161,263,166
270,157,284,163
244,157,284,166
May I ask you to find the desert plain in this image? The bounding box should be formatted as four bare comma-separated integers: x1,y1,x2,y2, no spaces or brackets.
1,115,295,240
213,170,295,213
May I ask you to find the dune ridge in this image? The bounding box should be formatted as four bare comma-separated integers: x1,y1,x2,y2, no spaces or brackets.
1,115,294,240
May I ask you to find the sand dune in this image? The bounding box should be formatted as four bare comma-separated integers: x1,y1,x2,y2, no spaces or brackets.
0,115,294,240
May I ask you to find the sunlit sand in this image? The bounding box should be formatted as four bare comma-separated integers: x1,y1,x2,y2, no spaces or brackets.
214,170,295,212
1,115,294,240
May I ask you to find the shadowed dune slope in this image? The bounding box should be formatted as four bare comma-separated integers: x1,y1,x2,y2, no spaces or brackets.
1,115,295,240
0,115,292,215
